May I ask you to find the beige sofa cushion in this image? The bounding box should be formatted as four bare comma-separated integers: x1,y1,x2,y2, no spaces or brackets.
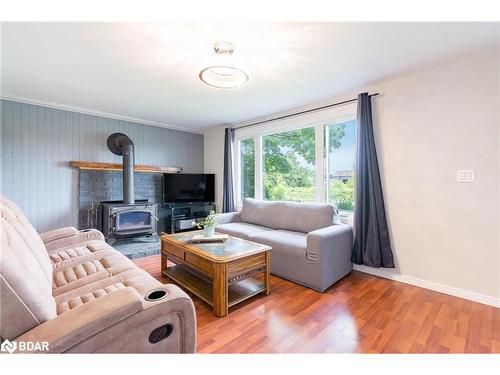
0,196,53,283
240,198,336,233
54,268,161,315
51,245,137,296
47,239,112,264
1,196,57,339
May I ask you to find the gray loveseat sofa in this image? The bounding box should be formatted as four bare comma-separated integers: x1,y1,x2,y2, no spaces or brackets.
216,198,353,292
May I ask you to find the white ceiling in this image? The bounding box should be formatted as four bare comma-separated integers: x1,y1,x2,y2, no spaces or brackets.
2,22,499,132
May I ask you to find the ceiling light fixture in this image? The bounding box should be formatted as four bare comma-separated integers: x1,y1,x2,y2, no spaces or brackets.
199,66,249,89
213,41,234,55
199,41,249,89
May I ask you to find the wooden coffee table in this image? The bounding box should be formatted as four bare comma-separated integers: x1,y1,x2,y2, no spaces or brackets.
161,231,271,317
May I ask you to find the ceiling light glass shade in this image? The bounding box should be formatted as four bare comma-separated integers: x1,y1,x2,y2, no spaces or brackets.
199,66,249,89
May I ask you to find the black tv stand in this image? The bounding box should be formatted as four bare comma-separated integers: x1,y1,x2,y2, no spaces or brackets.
164,202,216,234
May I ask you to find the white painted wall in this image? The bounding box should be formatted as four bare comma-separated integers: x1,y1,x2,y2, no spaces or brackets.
366,52,499,305
203,52,500,304
203,125,226,212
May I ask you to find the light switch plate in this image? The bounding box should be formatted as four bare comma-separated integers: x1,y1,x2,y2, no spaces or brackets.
457,169,475,183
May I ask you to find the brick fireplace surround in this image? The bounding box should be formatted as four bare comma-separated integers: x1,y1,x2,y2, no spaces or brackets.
78,170,165,233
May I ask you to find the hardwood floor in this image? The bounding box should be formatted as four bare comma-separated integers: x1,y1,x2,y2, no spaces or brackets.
134,255,500,353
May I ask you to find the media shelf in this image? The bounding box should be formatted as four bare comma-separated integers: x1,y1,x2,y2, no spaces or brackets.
164,202,216,234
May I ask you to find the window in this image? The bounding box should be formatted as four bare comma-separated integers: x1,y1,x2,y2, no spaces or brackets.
326,119,357,218
234,102,357,214
262,127,316,202
239,138,255,200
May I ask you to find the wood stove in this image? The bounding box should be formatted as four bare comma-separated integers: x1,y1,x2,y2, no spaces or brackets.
101,200,158,244
101,133,159,244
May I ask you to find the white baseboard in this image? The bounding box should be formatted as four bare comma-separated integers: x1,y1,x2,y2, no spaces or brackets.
352,265,500,308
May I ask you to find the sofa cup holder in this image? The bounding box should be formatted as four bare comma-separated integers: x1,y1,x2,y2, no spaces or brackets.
145,289,168,302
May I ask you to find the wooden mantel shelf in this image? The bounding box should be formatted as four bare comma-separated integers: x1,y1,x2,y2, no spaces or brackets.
70,160,182,174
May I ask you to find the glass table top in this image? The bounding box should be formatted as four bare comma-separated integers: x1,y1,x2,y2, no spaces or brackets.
171,231,268,258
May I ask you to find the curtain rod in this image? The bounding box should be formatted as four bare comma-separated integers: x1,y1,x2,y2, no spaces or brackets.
234,93,379,130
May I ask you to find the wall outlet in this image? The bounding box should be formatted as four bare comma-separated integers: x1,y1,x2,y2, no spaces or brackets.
457,169,475,183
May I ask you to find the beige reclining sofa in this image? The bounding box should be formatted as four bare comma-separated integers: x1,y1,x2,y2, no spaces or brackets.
0,195,196,353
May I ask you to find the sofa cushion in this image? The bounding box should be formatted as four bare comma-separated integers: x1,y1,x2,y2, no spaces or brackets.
239,199,283,230
240,198,336,233
47,240,111,265
54,269,162,314
56,282,127,315
53,259,109,291
276,201,336,233
215,222,273,240
52,248,137,296
49,240,122,269
43,228,106,252
1,196,57,339
249,230,307,258
49,245,93,264
40,226,79,243
0,196,53,285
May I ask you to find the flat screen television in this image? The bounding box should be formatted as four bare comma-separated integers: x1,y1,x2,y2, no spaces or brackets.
164,173,215,203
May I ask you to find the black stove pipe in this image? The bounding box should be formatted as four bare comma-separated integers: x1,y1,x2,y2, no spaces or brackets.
107,133,135,205
121,141,135,205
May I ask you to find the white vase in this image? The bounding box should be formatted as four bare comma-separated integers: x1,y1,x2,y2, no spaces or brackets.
203,224,215,237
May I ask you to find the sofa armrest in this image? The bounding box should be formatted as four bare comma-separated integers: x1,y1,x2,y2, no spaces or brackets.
216,211,240,225
306,224,353,291
41,228,105,252
307,224,353,262
16,284,196,353
16,287,144,353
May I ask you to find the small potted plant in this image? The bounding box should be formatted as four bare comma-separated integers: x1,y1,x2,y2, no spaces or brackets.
192,210,217,237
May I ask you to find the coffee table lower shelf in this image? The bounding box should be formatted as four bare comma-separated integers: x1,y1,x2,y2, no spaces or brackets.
163,264,266,308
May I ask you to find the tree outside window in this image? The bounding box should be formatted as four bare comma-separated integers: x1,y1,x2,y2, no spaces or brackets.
240,138,255,200
263,127,316,202
327,120,356,215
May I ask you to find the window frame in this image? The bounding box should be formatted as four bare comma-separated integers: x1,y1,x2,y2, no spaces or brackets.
235,102,357,208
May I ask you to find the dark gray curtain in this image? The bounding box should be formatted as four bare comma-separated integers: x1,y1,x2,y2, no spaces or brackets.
222,128,235,213
352,93,395,268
